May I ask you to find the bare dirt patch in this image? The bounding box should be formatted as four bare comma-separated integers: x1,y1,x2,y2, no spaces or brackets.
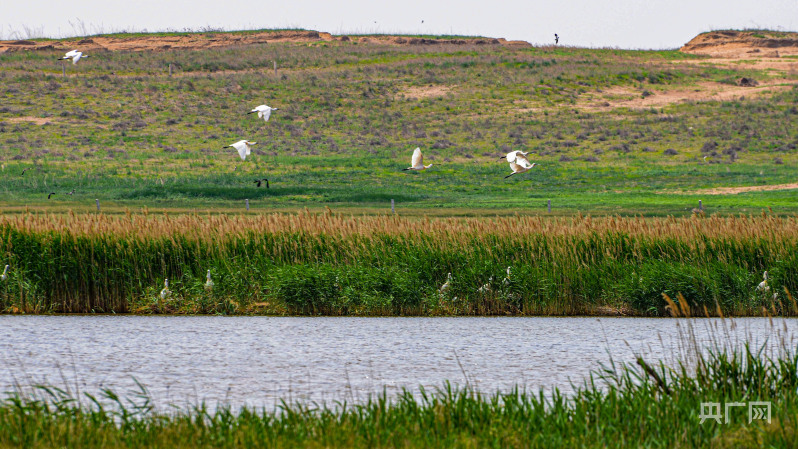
570,80,797,111
678,183,798,195
2,116,56,125
398,84,453,99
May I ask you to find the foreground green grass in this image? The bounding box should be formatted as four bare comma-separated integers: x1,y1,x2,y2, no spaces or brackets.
1,34,796,215
2,344,796,448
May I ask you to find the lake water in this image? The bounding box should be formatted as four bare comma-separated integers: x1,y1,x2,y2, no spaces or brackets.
1,316,795,410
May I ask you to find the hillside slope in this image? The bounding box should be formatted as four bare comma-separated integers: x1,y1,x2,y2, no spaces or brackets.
681,30,798,57
0,30,530,54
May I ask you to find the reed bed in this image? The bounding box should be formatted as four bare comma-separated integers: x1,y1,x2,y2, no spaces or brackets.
0,211,795,315
1,342,796,448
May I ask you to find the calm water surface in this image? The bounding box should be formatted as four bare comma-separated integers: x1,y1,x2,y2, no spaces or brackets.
1,316,796,409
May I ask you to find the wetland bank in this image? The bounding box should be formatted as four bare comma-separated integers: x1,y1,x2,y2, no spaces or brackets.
0,212,795,316
2,28,798,448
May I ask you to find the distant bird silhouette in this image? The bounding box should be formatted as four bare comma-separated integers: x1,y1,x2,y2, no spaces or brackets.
554,33,559,45
253,178,269,188
47,192,56,199
21,168,30,175
66,189,75,195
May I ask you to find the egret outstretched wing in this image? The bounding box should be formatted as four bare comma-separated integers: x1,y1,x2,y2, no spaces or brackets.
411,147,423,168
516,153,533,168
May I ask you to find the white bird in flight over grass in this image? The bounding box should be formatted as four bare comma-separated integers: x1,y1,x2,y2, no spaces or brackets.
248,105,278,122
502,151,537,179
59,50,89,64
402,147,432,171
225,140,257,161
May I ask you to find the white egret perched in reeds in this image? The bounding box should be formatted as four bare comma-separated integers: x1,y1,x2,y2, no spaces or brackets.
402,147,432,171
439,273,452,293
477,277,494,294
1,265,8,281
501,151,537,179
502,266,511,287
756,271,770,293
160,279,172,300
248,105,278,122
225,140,257,161
205,270,214,291
59,50,89,64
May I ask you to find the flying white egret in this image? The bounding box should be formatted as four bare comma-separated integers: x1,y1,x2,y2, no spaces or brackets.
225,140,257,161
504,152,537,179
439,273,452,293
204,270,214,291
402,147,432,171
1,265,8,281
59,50,89,64
756,271,770,293
497,150,528,163
248,105,278,122
160,278,172,300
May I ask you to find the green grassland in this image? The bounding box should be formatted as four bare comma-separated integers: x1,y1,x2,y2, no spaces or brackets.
1,34,796,215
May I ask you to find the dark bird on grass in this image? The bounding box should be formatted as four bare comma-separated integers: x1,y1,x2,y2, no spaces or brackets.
66,189,75,195
21,167,30,175
47,192,56,199
253,178,270,188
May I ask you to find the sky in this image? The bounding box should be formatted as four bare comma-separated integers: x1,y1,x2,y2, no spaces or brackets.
2,0,797,49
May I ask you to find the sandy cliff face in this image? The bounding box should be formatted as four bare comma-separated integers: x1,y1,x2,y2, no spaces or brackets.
680,30,798,58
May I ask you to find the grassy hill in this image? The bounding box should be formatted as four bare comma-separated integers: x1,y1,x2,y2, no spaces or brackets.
0,30,796,216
